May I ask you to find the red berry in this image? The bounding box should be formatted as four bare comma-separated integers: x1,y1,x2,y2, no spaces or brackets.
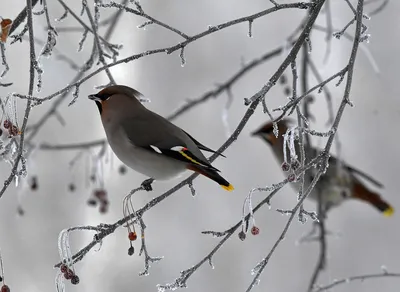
64,272,72,280
60,264,68,273
3,120,10,129
94,189,107,200
251,226,260,235
66,269,75,278
238,231,246,241
8,125,19,136
128,232,137,241
71,275,80,285
281,162,290,172
1,284,10,292
99,204,108,214
287,174,296,182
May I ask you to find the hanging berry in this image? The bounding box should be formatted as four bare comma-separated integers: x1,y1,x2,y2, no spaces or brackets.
30,176,38,191
1,284,10,292
251,226,260,235
60,264,68,274
128,245,135,256
71,275,80,285
238,230,246,241
128,232,137,241
3,120,10,129
281,162,290,172
119,165,127,175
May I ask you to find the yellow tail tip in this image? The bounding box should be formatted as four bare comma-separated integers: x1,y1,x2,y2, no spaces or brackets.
383,206,394,217
221,184,234,191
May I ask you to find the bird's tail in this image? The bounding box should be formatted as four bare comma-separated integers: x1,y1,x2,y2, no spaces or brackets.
187,165,234,191
352,181,394,217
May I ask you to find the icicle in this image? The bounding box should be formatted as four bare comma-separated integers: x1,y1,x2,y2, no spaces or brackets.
55,9,68,22
68,85,80,106
78,29,89,52
41,27,58,57
248,20,253,38
137,21,154,30
179,47,186,67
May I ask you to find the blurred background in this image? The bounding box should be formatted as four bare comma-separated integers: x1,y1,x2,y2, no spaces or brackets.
0,0,399,291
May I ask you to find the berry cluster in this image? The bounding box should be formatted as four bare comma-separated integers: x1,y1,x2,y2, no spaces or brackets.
238,225,260,241
2,120,19,137
60,265,80,285
127,231,137,256
87,189,109,213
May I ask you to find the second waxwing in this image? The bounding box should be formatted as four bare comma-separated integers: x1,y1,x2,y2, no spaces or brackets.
89,85,233,191
252,120,394,216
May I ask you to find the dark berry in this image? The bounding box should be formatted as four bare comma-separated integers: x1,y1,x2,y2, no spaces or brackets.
3,120,10,129
284,86,291,96
281,162,290,172
287,174,296,182
128,232,137,241
30,176,38,191
68,183,76,192
0,128,3,137
279,74,287,85
60,264,68,273
251,226,260,235
119,165,127,175
0,276,3,282
1,285,10,292
87,198,97,206
71,275,80,285
128,246,135,256
238,231,246,241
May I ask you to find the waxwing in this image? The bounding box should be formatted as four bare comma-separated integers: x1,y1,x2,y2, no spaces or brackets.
89,85,233,191
252,120,393,216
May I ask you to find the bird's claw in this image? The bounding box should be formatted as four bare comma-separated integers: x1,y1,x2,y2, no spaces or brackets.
141,178,154,191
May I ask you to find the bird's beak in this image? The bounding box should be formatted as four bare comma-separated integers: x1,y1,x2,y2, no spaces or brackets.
88,94,101,102
251,129,261,136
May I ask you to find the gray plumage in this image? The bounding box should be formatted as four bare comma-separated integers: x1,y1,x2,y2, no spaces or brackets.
89,85,233,190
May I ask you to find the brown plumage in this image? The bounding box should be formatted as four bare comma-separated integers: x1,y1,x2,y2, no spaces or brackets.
252,119,394,216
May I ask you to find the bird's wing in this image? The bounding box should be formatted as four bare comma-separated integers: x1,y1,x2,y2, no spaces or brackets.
345,165,384,188
182,130,225,158
121,113,219,172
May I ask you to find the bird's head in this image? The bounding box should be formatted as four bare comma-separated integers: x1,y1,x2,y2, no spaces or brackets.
88,85,143,114
251,119,291,146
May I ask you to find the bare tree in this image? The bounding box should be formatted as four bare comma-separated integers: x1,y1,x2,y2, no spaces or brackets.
0,0,398,291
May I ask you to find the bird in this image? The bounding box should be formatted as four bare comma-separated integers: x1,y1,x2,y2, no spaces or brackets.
251,119,394,216
88,85,233,191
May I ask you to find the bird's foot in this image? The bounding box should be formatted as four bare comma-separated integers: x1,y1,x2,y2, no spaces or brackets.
141,178,154,192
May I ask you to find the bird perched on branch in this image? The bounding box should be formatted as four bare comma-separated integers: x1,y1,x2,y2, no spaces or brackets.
89,85,233,191
251,119,394,216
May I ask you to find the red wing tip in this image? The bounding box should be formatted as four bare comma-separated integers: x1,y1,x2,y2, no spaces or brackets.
221,184,234,191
